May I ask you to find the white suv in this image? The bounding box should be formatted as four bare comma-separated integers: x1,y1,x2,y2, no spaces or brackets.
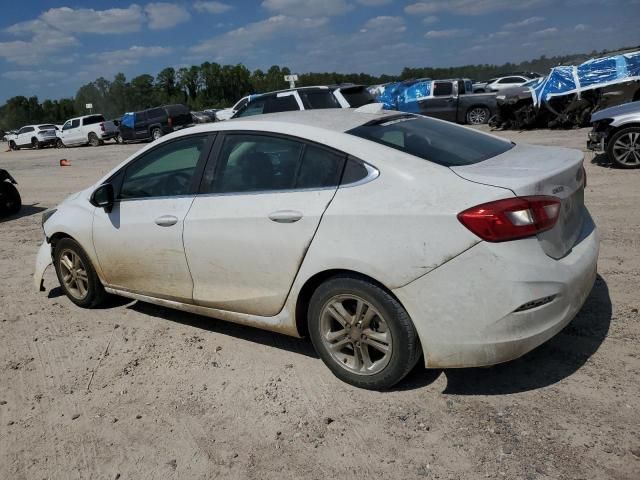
6,124,58,150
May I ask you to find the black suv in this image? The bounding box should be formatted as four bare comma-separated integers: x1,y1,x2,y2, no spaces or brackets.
118,104,192,142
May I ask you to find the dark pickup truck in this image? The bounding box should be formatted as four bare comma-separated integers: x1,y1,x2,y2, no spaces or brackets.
372,78,497,125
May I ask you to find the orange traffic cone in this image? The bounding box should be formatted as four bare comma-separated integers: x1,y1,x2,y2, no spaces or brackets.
59,159,71,166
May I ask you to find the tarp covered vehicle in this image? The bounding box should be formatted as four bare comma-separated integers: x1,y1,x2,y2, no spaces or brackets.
492,50,640,129
0,169,21,217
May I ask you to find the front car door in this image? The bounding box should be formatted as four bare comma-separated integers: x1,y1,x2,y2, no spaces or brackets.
17,127,31,146
418,81,457,121
92,134,213,301
62,119,82,145
183,132,345,316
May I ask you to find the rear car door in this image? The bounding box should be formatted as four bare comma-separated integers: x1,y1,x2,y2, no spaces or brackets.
418,81,457,121
134,111,149,139
92,134,213,301
183,133,345,316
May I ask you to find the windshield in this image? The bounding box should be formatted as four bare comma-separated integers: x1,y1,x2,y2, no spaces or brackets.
347,115,513,167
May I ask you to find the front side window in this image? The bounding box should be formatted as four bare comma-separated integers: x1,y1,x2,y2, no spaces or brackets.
433,82,453,96
62,121,72,131
18,127,28,134
348,114,513,167
236,98,268,117
119,136,208,199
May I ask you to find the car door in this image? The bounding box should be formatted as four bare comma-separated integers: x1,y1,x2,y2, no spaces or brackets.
418,81,457,121
183,133,346,316
62,119,82,145
92,134,214,301
16,127,30,146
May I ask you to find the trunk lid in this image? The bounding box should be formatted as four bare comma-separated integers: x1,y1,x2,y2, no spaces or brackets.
451,143,585,259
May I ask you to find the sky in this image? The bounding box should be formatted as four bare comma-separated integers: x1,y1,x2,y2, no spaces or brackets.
0,0,639,103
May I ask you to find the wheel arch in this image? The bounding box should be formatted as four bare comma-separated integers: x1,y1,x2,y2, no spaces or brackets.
294,268,407,338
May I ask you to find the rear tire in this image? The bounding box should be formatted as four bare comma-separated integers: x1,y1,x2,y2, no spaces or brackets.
9,141,17,151
466,106,490,125
53,238,106,308
607,127,640,169
0,182,21,216
308,275,421,390
88,133,100,147
116,133,124,144
151,128,162,141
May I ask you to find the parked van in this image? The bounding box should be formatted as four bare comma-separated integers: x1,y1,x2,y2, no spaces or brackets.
118,104,192,143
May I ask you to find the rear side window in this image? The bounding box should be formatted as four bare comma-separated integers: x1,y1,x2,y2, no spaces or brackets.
83,115,105,125
264,95,300,114
347,115,513,166
341,159,369,184
296,146,344,189
301,91,341,109
338,87,375,107
433,82,453,96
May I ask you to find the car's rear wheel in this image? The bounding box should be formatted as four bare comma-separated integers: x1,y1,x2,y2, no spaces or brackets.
116,133,124,144
607,127,640,169
308,276,421,390
466,106,490,125
53,238,106,308
151,128,162,141
88,133,101,147
0,181,21,216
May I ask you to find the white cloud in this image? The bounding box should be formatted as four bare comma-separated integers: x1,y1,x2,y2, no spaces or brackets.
38,5,145,34
574,23,588,31
190,15,328,61
356,0,393,5
422,15,439,25
261,0,352,17
360,16,406,33
194,1,234,14
1,21,78,65
425,28,472,38
1,70,67,81
145,3,191,29
89,45,174,66
531,27,559,37
503,16,545,29
406,0,549,16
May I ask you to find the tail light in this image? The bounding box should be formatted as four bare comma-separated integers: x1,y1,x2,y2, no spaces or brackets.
167,116,173,129
458,196,561,242
100,122,105,132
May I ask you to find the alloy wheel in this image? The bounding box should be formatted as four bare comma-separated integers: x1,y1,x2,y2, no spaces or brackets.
468,108,488,125
319,294,392,375
59,249,89,300
612,132,640,166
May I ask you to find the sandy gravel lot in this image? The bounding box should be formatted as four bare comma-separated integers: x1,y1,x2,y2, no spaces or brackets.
0,128,639,480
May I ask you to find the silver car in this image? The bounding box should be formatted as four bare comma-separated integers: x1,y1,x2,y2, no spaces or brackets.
588,101,640,168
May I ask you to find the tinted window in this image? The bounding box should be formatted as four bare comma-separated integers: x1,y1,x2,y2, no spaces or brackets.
134,111,148,122
83,115,105,125
433,82,453,96
499,77,525,84
71,119,80,128
341,159,369,184
120,136,207,199
236,98,268,117
210,135,304,193
297,146,344,189
301,91,341,109
147,108,165,118
39,124,56,130
347,115,513,167
338,87,375,107
62,121,72,131
18,127,27,134
264,95,300,114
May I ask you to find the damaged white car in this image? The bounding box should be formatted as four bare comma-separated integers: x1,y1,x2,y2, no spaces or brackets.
35,109,599,389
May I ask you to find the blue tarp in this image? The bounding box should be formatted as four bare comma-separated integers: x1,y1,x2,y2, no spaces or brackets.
121,112,134,128
371,79,432,112
531,50,640,106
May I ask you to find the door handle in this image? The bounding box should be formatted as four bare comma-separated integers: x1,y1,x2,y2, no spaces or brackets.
155,215,178,227
268,210,303,223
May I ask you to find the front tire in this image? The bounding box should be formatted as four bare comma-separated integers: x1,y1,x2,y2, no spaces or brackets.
308,276,421,390
9,141,17,151
56,138,65,149
31,138,40,150
116,133,124,144
0,182,21,216
53,238,106,308
466,106,490,125
606,127,640,169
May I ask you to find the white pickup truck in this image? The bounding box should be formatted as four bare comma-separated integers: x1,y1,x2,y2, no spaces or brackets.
6,124,58,150
57,114,118,147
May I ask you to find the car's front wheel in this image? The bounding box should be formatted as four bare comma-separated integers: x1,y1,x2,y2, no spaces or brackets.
607,127,640,168
308,276,421,390
53,238,106,308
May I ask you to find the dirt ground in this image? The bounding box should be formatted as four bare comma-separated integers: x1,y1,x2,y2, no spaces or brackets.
0,128,639,480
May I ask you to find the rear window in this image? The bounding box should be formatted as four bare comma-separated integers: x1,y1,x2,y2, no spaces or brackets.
83,115,105,125
165,104,190,116
39,124,56,130
146,108,165,118
301,91,341,109
338,87,375,107
347,115,513,167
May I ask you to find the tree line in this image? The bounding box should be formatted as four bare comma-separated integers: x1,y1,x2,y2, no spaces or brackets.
0,46,635,131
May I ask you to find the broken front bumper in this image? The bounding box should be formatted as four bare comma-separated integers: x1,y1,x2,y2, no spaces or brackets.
587,130,606,152
33,240,52,291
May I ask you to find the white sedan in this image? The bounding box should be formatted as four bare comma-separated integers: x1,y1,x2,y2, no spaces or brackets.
34,108,599,389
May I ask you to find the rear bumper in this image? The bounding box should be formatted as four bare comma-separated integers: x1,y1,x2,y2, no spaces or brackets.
393,210,599,368
38,138,57,147
100,132,118,140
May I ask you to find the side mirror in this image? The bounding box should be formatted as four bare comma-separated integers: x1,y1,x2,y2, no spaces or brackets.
90,183,114,212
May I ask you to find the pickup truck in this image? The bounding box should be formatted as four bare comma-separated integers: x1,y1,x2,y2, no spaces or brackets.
57,114,118,147
372,78,497,125
6,124,58,150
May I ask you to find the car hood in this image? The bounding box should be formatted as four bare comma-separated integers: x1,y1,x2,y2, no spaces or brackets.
591,100,640,122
